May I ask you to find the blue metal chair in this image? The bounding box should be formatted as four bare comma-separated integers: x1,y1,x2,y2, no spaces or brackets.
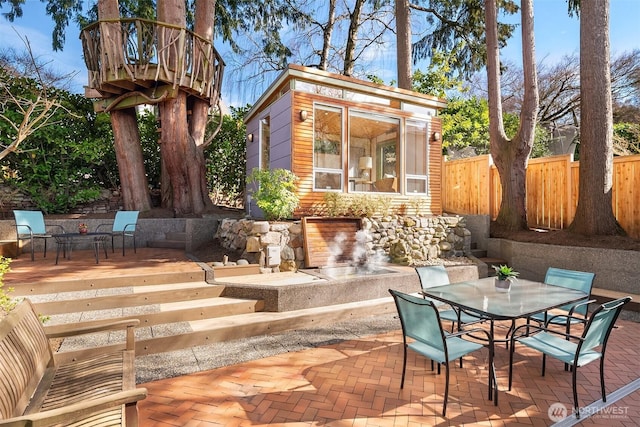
529,267,596,331
415,265,486,332
389,289,496,416
509,296,631,419
96,211,139,256
13,210,65,261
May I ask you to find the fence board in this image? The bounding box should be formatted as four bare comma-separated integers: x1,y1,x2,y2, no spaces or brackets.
443,154,640,239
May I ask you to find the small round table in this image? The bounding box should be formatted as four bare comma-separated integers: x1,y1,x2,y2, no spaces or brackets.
52,232,110,264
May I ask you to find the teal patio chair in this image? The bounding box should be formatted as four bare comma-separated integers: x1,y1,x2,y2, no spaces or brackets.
96,211,139,256
13,210,65,261
529,267,596,332
509,296,631,419
389,289,496,416
415,265,487,332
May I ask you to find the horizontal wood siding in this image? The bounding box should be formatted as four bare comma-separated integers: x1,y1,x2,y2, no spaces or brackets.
443,153,640,239
292,92,443,217
302,217,362,268
292,92,317,216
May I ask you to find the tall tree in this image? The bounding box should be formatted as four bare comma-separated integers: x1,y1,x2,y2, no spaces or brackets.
98,0,151,212
568,0,625,236
485,0,538,230
396,0,518,90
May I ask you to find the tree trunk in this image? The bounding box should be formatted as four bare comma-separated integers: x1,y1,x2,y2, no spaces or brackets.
156,0,216,215
100,0,151,212
395,0,412,89
568,0,624,236
344,0,365,76
111,109,152,210
319,0,337,71
485,0,537,231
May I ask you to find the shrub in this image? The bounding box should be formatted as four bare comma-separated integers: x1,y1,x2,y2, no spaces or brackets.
247,168,299,220
0,257,15,316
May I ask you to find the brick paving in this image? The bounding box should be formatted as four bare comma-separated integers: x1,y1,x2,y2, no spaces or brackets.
138,316,639,426
4,248,638,426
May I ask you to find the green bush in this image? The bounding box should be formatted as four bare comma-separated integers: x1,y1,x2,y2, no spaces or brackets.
248,168,299,220
322,193,392,217
0,257,16,316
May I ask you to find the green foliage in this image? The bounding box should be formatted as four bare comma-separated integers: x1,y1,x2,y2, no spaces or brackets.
493,264,519,281
441,97,490,155
441,97,551,158
322,193,392,218
613,123,640,155
206,106,249,207
138,109,161,189
0,256,16,316
411,51,467,98
248,168,299,220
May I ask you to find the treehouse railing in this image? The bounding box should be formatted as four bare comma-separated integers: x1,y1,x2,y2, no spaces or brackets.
80,18,224,106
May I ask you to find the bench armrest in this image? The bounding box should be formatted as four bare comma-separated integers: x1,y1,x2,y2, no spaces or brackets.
0,388,147,427
44,319,139,351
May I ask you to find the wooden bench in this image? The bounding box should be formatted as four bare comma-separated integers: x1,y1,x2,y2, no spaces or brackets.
0,299,147,426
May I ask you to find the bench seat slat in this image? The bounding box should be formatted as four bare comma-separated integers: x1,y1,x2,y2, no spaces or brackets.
0,300,145,426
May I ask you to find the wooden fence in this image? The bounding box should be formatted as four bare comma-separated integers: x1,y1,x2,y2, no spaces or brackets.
442,153,640,239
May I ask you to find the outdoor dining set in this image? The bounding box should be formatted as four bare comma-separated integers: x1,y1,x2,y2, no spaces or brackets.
390,265,632,419
12,210,139,264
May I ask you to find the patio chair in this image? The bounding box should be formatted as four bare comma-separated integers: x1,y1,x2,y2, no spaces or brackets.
509,296,631,419
389,289,496,416
528,268,596,332
13,210,65,261
96,210,139,256
415,265,487,332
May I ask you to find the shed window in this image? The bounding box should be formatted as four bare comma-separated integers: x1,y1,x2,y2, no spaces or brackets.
313,105,343,190
405,120,429,194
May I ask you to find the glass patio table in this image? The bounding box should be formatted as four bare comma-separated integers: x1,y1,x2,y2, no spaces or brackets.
53,232,110,264
421,276,589,342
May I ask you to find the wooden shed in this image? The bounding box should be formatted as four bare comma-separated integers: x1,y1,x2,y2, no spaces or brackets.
244,64,447,218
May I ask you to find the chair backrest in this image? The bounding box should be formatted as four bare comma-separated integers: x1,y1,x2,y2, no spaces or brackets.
544,267,595,315
579,296,631,355
389,289,445,351
415,265,450,292
13,210,46,235
112,211,139,232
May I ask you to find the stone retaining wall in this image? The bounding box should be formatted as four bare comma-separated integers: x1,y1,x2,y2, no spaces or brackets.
215,215,472,271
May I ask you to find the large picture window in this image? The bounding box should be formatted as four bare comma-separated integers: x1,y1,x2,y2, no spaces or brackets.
349,112,399,193
313,105,343,190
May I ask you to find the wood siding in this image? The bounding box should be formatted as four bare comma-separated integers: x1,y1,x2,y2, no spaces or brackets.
291,91,443,217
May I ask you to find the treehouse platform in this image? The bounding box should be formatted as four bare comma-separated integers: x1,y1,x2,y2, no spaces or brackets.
80,18,224,112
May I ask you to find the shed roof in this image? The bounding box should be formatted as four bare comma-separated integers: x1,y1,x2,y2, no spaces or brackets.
245,64,447,122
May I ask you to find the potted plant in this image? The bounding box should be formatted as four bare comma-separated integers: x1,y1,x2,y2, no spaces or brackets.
493,265,519,292
78,223,88,234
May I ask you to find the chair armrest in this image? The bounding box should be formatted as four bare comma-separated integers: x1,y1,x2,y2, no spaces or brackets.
567,299,596,317
0,388,147,427
95,223,113,232
511,322,583,343
45,224,65,234
122,223,137,232
44,319,139,351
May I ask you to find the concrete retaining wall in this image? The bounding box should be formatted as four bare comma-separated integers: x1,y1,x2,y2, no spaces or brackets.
0,216,223,254
487,238,639,295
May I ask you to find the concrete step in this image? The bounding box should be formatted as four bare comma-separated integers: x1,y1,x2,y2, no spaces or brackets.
470,248,487,258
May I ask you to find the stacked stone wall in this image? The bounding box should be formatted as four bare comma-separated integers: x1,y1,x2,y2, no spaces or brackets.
215,215,471,272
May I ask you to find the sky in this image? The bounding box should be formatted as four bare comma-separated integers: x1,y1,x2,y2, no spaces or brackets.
1,0,639,108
